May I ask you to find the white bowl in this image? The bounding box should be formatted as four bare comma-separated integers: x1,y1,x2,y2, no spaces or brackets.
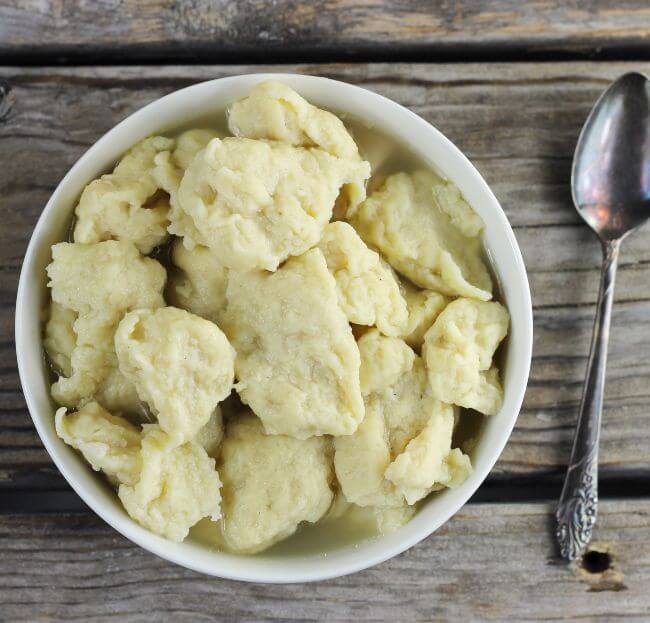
15,73,533,583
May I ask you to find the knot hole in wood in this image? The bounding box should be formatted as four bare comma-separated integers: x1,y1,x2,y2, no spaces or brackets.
582,549,612,574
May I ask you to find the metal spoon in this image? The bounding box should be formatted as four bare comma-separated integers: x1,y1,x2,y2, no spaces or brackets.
556,72,650,560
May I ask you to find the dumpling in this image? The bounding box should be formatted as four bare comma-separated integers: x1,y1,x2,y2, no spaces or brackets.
224,248,364,439
151,129,220,196
118,425,221,542
228,79,360,160
398,280,449,350
115,307,235,444
73,136,174,254
46,241,166,414
335,333,471,507
166,238,229,325
357,329,415,396
44,301,77,377
318,222,407,336
423,298,509,415
55,401,142,486
349,171,492,300
172,129,219,170
47,240,165,316
228,81,369,220
334,404,403,507
169,137,370,271
218,413,333,553
384,410,472,504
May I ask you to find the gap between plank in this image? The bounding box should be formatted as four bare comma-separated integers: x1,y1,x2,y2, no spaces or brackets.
3,474,649,514
2,43,650,67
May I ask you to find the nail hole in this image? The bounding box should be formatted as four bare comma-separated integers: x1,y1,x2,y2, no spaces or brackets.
582,549,612,574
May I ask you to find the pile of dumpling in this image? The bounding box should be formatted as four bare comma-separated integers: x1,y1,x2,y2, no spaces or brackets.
45,80,509,554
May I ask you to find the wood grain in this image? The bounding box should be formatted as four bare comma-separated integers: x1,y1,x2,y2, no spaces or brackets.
2,62,650,494
0,501,649,620
1,1,650,61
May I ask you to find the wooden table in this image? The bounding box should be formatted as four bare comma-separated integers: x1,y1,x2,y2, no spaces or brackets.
1,3,650,621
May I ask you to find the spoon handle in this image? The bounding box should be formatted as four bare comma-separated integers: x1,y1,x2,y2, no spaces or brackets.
556,238,620,560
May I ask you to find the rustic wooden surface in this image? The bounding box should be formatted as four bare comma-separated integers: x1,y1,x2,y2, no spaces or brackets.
1,0,650,61
1,501,649,621
2,63,650,495
2,3,650,618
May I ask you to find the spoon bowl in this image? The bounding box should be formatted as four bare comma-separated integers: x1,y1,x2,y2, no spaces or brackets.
572,72,650,240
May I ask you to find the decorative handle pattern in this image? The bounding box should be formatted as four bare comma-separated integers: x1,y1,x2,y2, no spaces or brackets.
556,449,599,560
556,238,620,560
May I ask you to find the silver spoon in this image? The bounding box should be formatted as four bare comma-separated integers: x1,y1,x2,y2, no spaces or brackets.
556,72,650,560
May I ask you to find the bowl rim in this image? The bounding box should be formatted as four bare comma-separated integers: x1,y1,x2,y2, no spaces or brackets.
15,72,533,583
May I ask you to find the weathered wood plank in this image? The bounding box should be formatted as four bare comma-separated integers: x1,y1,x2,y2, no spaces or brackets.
0,501,648,620
2,62,650,493
1,1,650,61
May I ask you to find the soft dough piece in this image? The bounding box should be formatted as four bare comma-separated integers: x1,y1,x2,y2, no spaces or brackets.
47,241,166,316
44,301,77,377
218,413,334,553
384,408,457,504
334,405,403,507
228,79,360,160
399,281,449,350
349,171,492,300
170,137,370,271
118,425,222,542
115,307,235,444
152,129,221,196
335,333,470,507
357,329,415,396
46,241,166,414
173,129,219,170
423,298,509,416
166,239,229,325
73,136,174,254
224,248,364,438
318,222,408,336
49,310,140,414
55,401,142,486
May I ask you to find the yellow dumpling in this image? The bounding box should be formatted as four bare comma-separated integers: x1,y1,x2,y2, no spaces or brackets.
423,298,509,416
224,249,364,439
318,222,408,336
228,79,360,161
166,239,229,325
335,333,471,507
73,137,174,254
55,401,142,486
44,301,77,378
118,425,221,542
46,241,166,414
357,329,415,396
398,280,450,350
349,171,492,300
115,307,235,444
218,413,333,553
170,137,370,271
